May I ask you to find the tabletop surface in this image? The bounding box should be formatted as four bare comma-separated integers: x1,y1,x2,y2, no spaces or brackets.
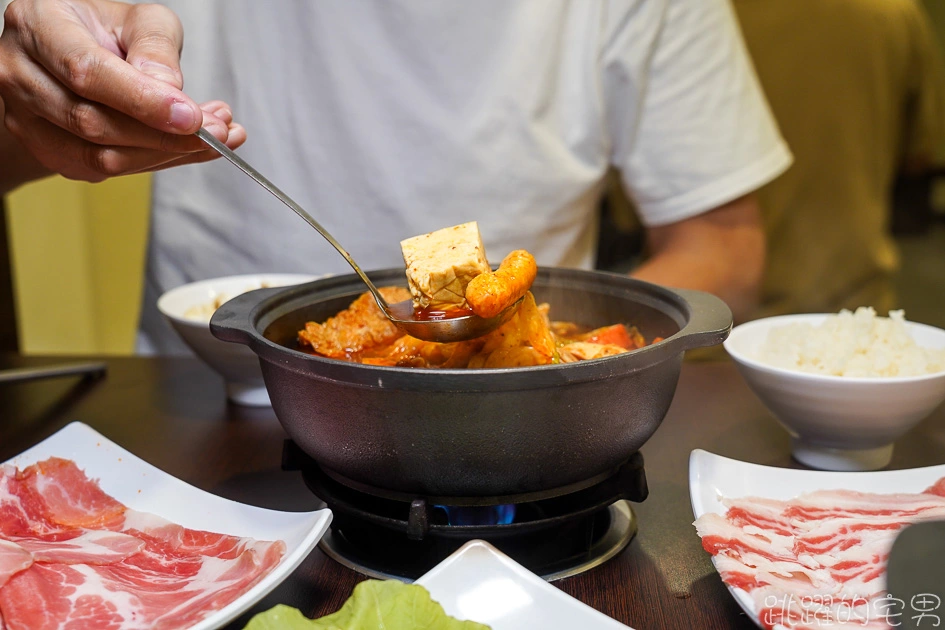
2,354,944,629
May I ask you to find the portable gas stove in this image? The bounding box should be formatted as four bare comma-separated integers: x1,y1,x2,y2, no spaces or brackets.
282,440,649,581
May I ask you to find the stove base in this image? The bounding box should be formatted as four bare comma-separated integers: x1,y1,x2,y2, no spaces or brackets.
319,500,636,582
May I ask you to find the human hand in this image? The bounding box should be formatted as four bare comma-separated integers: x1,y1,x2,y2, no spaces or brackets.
0,0,246,183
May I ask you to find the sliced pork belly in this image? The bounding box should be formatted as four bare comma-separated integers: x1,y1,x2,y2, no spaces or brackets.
695,513,796,565
925,477,945,496
695,513,833,591
784,487,945,522
751,582,891,630
721,496,796,537
694,476,945,630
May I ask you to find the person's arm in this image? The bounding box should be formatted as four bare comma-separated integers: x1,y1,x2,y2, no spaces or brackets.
630,193,765,323
601,0,787,323
0,0,245,192
900,0,945,175
0,96,51,194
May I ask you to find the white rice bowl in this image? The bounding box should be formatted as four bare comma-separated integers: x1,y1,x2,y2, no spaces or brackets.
752,307,945,378
724,309,945,470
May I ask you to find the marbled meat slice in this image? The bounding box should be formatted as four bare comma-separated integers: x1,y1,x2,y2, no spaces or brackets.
9,458,125,532
0,541,31,590
120,510,276,560
17,458,126,531
0,465,59,538
0,458,286,630
106,534,284,629
0,536,284,630
11,530,145,565
297,286,411,358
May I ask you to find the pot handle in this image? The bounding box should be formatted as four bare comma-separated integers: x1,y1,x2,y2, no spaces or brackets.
209,286,285,346
667,288,733,351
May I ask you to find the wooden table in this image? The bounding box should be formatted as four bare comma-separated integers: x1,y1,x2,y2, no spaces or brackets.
2,355,944,629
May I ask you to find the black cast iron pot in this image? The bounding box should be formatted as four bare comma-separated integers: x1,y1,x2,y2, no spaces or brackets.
211,267,731,498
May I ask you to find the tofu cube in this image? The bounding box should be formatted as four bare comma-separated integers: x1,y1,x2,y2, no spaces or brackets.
400,222,491,310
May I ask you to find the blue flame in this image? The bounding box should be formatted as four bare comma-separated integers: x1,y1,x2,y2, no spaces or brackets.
436,504,516,526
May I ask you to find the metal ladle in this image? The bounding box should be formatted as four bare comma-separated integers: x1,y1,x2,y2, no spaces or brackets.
195,128,522,343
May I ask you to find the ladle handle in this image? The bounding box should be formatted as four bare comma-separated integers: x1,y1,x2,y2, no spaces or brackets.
195,128,387,306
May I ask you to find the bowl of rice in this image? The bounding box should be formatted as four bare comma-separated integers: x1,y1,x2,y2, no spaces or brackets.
158,273,317,406
724,307,945,471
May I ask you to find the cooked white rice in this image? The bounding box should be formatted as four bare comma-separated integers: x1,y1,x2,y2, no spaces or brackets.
753,307,945,377
182,282,271,323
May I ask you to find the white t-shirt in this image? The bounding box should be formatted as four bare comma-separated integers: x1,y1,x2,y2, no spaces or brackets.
139,0,791,354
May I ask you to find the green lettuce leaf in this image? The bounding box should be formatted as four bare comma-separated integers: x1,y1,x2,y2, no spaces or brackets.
244,579,491,630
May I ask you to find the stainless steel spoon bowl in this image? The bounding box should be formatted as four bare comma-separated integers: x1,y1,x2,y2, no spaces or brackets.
196,128,522,343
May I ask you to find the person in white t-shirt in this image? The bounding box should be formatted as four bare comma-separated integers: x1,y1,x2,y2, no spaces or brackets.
0,0,792,354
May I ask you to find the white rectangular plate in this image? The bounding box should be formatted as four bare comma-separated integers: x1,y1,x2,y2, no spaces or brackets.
416,539,634,630
2,421,333,630
689,449,945,629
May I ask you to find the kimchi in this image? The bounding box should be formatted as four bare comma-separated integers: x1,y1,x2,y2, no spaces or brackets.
297,287,659,369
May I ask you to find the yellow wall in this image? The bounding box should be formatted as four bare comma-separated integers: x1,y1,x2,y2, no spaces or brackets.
6,174,151,355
